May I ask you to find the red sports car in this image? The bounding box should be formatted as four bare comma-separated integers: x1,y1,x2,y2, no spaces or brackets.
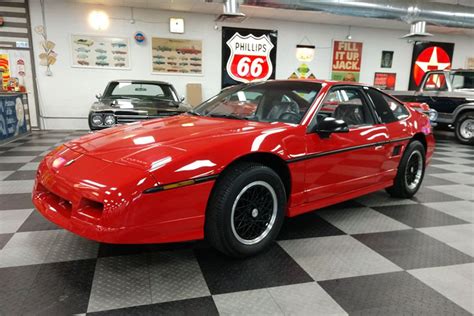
33,80,435,257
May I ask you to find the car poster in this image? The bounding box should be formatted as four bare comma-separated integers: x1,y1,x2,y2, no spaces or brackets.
151,37,202,75
331,40,363,82
71,35,130,69
373,72,396,90
222,27,278,88
408,41,454,90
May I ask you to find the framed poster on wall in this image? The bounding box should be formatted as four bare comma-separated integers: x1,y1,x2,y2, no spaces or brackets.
71,34,130,69
151,37,202,75
222,27,278,88
331,40,363,82
408,41,454,90
373,72,396,90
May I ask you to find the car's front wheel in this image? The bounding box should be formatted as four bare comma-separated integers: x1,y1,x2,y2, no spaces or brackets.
386,140,426,198
455,111,474,145
205,162,286,257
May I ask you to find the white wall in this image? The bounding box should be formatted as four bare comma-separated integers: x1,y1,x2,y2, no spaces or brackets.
29,0,474,129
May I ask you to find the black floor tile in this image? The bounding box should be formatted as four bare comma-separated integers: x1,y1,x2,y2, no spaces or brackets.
0,151,43,157
411,187,462,203
4,170,37,181
0,193,34,210
353,229,473,270
0,233,13,249
373,204,467,228
277,212,345,240
0,163,25,171
319,271,471,315
195,244,313,294
88,296,219,316
17,210,61,232
0,263,41,315
97,240,206,258
422,175,458,186
425,166,452,174
21,259,97,315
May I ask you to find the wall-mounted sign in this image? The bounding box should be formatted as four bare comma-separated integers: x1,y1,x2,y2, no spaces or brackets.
374,72,396,90
222,27,277,88
71,34,130,70
331,40,363,82
134,31,145,44
466,57,474,70
151,37,202,74
0,95,29,141
408,41,454,90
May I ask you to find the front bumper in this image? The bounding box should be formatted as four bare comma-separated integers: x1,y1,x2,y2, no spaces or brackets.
32,150,214,244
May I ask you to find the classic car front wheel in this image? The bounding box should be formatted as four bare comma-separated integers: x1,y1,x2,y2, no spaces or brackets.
205,162,286,257
455,111,474,145
386,140,426,198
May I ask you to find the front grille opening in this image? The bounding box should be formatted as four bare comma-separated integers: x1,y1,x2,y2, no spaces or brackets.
78,198,104,220
36,182,73,217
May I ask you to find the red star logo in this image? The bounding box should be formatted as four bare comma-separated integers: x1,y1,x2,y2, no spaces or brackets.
413,46,451,86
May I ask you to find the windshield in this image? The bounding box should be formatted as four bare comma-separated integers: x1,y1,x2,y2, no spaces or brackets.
451,72,474,90
105,82,178,101
192,81,322,123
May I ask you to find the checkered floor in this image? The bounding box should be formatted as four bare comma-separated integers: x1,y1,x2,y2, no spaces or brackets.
0,130,473,315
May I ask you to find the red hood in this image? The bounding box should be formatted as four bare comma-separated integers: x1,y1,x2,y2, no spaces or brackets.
65,115,281,170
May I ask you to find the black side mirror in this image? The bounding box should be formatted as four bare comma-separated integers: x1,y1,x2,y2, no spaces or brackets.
312,117,349,138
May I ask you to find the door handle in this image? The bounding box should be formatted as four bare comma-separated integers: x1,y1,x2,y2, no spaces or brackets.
375,144,384,150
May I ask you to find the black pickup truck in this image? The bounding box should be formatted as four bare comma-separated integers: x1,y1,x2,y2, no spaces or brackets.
391,69,474,145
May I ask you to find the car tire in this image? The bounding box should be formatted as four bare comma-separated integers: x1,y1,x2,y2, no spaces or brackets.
455,111,474,145
205,162,286,258
386,140,426,199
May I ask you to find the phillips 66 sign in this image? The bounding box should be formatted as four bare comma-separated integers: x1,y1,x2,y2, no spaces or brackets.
222,27,278,88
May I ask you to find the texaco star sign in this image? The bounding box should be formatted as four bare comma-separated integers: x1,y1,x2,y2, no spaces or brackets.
413,46,452,87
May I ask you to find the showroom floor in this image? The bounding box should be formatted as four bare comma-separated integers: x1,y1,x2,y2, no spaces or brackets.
0,130,473,315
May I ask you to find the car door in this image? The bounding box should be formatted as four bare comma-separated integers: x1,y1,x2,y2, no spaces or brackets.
365,88,412,179
303,86,391,204
416,72,459,115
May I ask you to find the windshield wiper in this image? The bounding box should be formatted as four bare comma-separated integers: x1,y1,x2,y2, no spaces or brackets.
208,113,249,120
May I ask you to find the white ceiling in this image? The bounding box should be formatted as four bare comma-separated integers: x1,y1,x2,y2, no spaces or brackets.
70,0,474,36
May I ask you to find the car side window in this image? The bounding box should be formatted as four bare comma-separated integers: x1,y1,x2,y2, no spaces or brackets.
382,94,409,120
317,88,375,127
366,88,398,123
423,73,448,91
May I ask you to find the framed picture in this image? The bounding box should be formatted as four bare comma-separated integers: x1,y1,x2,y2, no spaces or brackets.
151,37,202,75
374,72,396,90
71,34,130,69
380,51,393,68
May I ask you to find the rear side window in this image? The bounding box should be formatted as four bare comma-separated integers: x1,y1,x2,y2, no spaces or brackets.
382,94,409,120
366,88,398,123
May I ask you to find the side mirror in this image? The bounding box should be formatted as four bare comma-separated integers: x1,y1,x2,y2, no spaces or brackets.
95,93,102,100
180,96,185,102
312,117,349,138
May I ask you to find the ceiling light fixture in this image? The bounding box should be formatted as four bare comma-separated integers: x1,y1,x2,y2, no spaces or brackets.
88,10,109,30
346,26,352,40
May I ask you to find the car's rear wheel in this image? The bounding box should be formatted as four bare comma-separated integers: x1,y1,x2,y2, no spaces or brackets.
455,111,474,145
386,140,426,198
205,162,286,257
